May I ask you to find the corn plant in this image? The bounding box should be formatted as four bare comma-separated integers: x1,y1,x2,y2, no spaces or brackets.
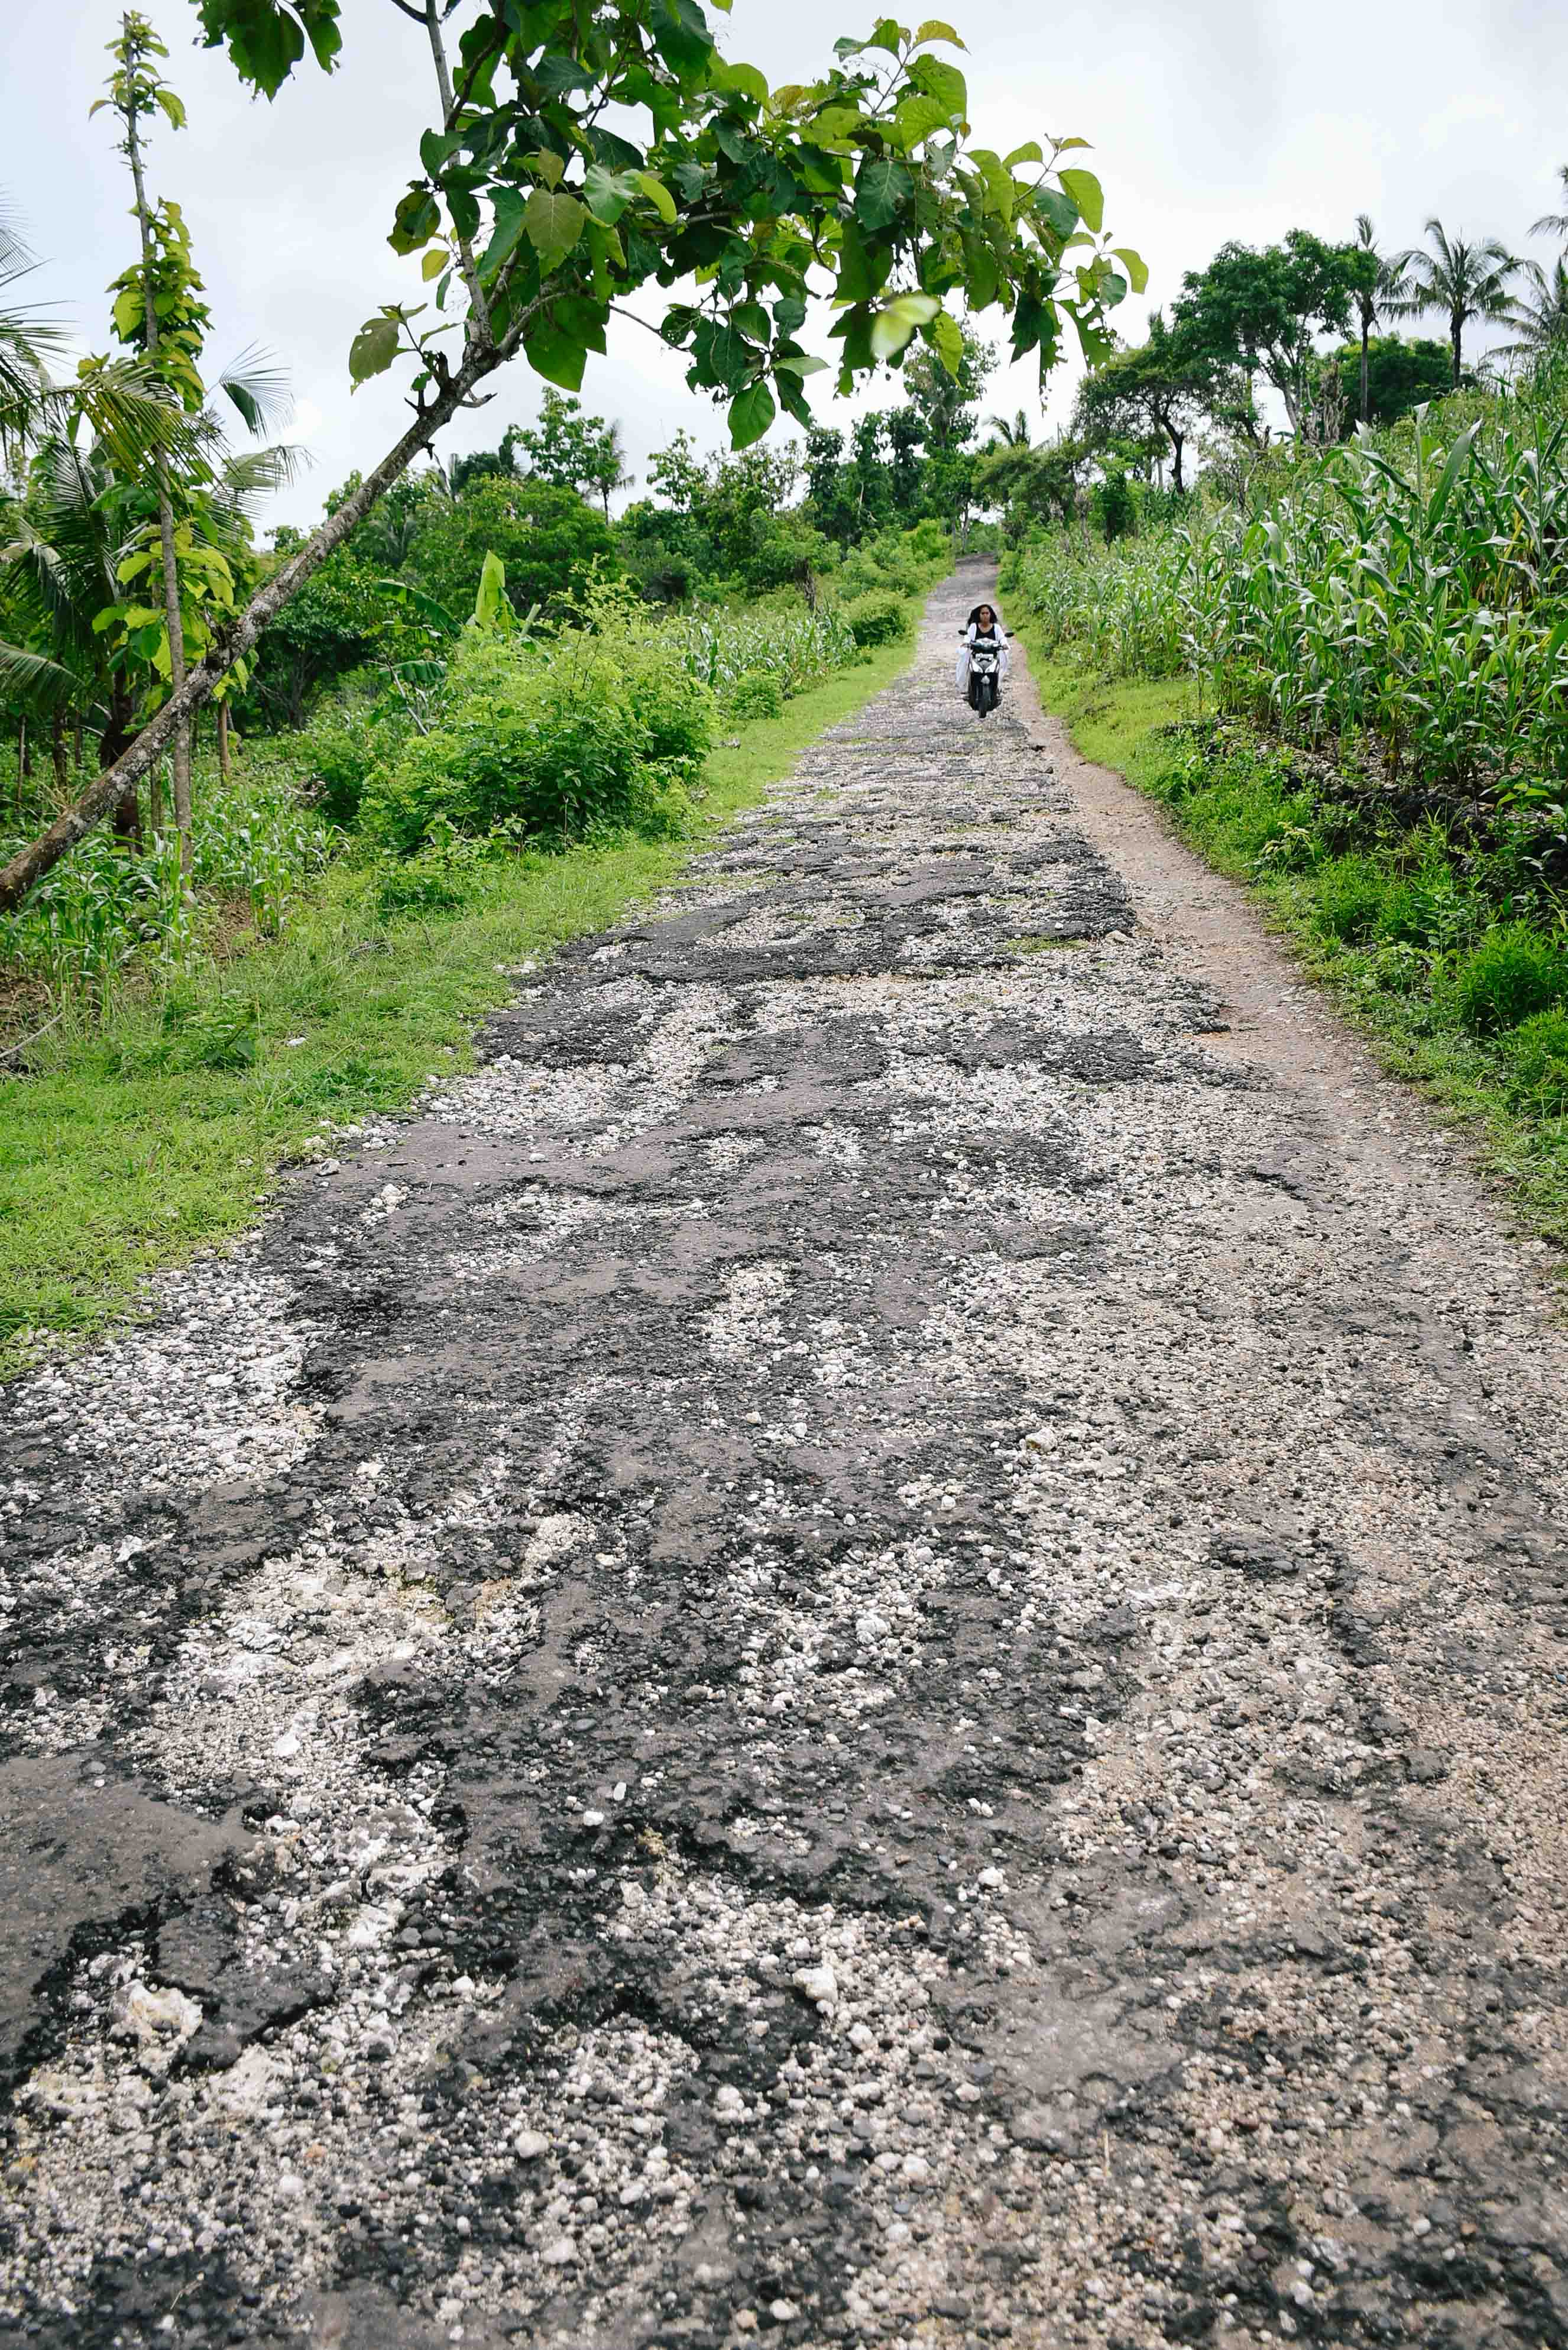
1006,387,1568,811
662,601,858,698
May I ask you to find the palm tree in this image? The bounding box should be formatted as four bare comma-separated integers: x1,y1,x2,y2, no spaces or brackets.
1499,257,1568,362
0,200,66,464
1349,215,1411,426
984,408,1031,449
1531,164,1568,245
1388,219,1521,387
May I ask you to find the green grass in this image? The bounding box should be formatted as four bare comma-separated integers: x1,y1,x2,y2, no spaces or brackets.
1024,640,1568,1258
0,639,913,1374
1029,652,1196,779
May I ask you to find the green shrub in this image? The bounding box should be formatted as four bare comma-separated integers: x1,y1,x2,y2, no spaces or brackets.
296,702,407,829
361,603,714,854
728,668,785,721
1452,922,1568,1035
841,590,910,648
1313,854,1391,944
1502,1008,1568,1110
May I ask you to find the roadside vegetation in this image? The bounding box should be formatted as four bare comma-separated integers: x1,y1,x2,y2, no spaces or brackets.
997,290,1568,1241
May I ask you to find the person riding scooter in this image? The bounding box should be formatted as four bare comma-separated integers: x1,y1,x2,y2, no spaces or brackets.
956,602,1010,717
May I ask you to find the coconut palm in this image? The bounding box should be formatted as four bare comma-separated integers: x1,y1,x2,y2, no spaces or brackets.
1531,164,1568,245
1349,215,1411,425
984,408,1032,449
1388,219,1521,387
1499,257,1568,361
0,201,66,462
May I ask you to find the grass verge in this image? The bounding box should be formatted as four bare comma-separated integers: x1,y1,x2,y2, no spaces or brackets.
1023,642,1568,1255
1,636,915,1374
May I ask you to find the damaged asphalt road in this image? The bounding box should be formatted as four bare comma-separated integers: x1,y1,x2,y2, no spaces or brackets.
2,570,1568,2350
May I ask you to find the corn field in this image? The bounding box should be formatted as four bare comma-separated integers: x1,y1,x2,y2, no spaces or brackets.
662,600,859,697
0,765,335,998
1007,398,1568,815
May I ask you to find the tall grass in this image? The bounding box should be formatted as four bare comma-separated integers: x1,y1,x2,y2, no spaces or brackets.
665,599,859,697
0,758,335,999
1005,386,1568,822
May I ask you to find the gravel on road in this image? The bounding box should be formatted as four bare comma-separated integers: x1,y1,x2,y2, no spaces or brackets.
3,567,1567,2350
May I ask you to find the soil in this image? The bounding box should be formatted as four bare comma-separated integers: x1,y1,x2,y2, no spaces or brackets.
2,565,1566,2350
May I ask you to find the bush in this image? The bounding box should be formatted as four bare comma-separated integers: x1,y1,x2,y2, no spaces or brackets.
296,697,409,829
1452,922,1568,1035
405,477,618,622
841,590,910,648
361,603,714,854
728,668,785,721
1502,1008,1568,1111
1313,854,1391,944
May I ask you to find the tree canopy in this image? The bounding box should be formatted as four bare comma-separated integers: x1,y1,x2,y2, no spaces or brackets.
2,0,1141,909
1174,229,1377,437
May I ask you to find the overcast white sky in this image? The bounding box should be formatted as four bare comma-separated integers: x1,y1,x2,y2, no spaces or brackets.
5,0,1564,532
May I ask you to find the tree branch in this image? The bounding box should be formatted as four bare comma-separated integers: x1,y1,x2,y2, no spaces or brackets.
425,0,493,351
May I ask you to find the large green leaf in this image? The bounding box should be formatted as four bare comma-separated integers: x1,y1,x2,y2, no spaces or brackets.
522,314,588,390
870,292,940,361
524,189,587,273
348,314,399,386
583,163,634,224
891,93,951,150
634,171,677,225
195,0,342,99
923,307,964,378
1058,167,1104,233
906,54,967,118
855,157,913,234
835,220,892,303
728,379,777,447
711,57,769,103
1110,245,1149,294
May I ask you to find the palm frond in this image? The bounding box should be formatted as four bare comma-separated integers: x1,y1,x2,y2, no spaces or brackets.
213,342,294,440
72,356,206,481
0,635,82,712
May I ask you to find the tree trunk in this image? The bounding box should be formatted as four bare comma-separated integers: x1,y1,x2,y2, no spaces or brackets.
1168,426,1185,496
0,336,507,914
217,699,231,781
51,710,68,798
18,717,30,781
1452,318,1463,387
1360,323,1371,424
102,690,142,849
73,711,84,772
122,49,194,876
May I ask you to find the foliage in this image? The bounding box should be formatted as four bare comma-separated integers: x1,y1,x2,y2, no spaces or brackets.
1386,220,1521,386
1320,335,1453,428
511,389,629,519
664,596,858,700
359,593,714,853
403,475,615,623
1175,229,1379,437
840,588,910,646
727,667,785,721
0,746,333,994
903,323,994,452
1006,387,1568,808
1073,312,1234,492
200,1,1137,436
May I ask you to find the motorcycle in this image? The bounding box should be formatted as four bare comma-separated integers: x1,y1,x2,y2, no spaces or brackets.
961,634,1006,717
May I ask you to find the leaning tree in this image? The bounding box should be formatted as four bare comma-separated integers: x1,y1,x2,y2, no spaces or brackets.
0,0,1142,911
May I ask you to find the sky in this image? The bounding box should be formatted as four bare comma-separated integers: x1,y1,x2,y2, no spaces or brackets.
5,0,1565,535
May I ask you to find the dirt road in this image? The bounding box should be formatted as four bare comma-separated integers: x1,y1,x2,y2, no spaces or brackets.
4,569,1567,2350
